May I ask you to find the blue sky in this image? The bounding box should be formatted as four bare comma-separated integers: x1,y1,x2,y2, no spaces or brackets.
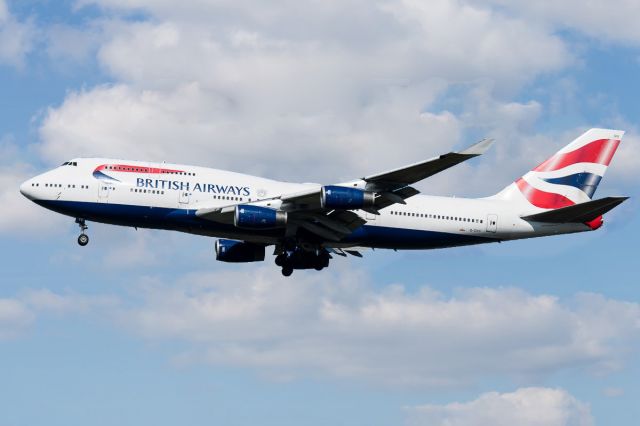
1,1,639,425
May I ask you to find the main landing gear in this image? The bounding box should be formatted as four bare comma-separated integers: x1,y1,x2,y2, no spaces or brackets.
275,248,331,277
75,218,89,246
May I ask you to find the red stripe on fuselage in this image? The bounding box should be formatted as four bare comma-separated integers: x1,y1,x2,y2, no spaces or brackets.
516,178,575,209
94,164,185,174
533,139,620,172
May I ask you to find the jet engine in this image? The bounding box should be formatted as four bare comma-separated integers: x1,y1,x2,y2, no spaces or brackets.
321,185,375,209
215,239,265,262
234,205,287,229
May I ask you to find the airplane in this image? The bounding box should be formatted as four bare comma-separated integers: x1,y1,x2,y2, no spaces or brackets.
19,128,627,276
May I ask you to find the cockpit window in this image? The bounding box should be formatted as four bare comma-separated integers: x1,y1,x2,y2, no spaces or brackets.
60,161,78,166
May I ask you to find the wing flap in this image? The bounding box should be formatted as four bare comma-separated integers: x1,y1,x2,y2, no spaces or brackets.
521,197,628,223
280,186,323,210
374,186,420,210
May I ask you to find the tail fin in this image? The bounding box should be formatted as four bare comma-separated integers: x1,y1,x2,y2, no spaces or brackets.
493,128,624,211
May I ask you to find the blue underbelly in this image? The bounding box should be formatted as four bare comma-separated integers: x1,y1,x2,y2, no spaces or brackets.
344,225,495,249
35,200,496,249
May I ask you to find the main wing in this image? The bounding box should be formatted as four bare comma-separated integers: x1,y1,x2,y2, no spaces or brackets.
362,137,494,192
196,138,493,242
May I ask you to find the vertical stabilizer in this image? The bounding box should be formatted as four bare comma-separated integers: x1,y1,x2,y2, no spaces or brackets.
492,128,624,212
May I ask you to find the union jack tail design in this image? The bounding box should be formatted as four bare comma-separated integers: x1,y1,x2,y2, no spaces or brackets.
493,128,624,214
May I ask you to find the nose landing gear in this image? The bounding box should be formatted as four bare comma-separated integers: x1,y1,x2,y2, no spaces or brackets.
75,218,89,246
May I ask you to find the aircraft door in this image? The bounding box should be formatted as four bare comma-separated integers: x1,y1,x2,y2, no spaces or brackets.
486,214,498,233
178,190,190,205
98,183,111,202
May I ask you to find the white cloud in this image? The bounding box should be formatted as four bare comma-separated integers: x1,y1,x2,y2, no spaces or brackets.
115,267,640,387
90,1,569,91
0,298,34,340
0,0,35,67
37,0,572,186
406,387,594,426
0,289,119,339
38,81,459,183
21,289,118,314
478,0,640,45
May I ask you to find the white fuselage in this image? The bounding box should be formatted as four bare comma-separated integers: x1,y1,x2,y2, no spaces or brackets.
19,158,592,249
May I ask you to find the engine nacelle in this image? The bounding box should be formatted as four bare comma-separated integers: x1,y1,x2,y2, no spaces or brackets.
215,239,265,263
234,205,287,229
321,185,375,209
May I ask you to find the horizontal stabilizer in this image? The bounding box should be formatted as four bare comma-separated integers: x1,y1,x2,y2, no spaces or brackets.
521,196,628,223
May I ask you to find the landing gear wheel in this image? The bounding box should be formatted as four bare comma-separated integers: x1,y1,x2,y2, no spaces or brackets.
78,234,89,246
75,218,89,247
281,266,293,277
275,254,286,267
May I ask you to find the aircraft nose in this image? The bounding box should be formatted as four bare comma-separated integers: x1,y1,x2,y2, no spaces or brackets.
20,179,34,200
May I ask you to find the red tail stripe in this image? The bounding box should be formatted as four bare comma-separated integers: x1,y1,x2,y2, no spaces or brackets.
533,138,620,172
585,216,603,230
516,178,575,209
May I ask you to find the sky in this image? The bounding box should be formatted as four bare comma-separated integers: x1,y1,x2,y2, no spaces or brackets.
1,1,639,425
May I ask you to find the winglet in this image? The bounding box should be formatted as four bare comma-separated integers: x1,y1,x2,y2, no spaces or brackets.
459,138,494,156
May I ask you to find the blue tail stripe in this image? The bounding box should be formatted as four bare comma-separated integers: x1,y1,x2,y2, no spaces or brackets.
543,172,602,198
